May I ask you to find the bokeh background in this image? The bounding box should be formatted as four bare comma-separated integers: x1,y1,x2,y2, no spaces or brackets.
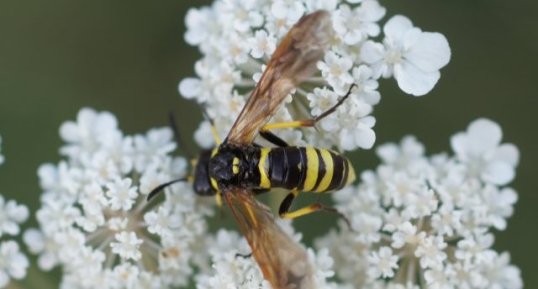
0,0,536,288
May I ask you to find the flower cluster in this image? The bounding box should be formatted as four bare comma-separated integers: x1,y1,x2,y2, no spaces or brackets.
24,108,214,288
0,136,30,288
196,223,348,289
316,118,522,288
179,0,450,152
18,109,355,289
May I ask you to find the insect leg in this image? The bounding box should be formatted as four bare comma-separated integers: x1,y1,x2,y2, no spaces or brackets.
259,130,289,147
202,111,222,145
215,190,223,207
147,178,186,202
235,252,253,259
168,112,194,159
260,84,357,132
279,191,353,230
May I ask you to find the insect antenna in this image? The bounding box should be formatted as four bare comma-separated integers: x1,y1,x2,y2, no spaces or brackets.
313,83,357,122
168,112,195,159
146,178,186,202
201,109,223,144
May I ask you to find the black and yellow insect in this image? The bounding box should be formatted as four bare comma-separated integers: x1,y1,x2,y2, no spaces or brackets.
150,10,356,289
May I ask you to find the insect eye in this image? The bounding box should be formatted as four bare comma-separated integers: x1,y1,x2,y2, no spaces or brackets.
232,157,240,174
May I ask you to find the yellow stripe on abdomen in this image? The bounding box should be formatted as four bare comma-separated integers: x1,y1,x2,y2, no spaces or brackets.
345,159,356,185
258,147,271,189
302,147,319,192
316,149,334,192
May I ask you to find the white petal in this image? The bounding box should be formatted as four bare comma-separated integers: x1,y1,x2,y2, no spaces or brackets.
38,253,57,271
376,143,399,163
355,126,376,149
359,0,386,22
494,144,519,167
360,41,384,64
450,132,467,157
468,118,502,150
383,15,413,42
194,121,216,149
178,78,201,99
406,32,451,72
394,61,440,96
483,162,515,185
0,271,8,287
361,115,376,128
59,123,79,143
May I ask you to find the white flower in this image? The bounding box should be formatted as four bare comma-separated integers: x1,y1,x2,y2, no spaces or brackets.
219,0,263,33
144,206,181,240
106,178,138,211
197,228,346,289
180,1,450,152
451,118,519,185
0,151,31,287
367,247,399,278
481,251,523,289
59,108,120,160
391,222,425,249
361,15,451,96
271,0,305,23
350,213,382,244
23,229,60,271
351,65,380,105
333,2,385,45
430,204,463,237
194,121,217,149
0,241,29,288
307,87,340,117
29,108,213,288
423,267,454,289
415,235,447,270
316,119,521,288
110,231,143,261
184,7,218,46
132,128,176,172
0,196,28,238
196,230,271,289
248,30,277,59
317,51,354,94
376,135,426,170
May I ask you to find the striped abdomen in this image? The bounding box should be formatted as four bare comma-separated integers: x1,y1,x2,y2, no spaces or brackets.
258,147,355,192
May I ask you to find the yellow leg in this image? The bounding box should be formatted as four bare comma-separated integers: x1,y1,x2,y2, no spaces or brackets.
280,203,323,219
261,84,357,133
215,190,223,207
261,120,315,132
278,190,353,230
209,121,222,145
202,111,222,145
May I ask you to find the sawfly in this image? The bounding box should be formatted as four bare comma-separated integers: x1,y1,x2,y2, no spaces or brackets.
149,10,356,289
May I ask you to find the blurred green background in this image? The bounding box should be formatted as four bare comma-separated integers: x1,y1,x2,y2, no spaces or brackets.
0,0,536,288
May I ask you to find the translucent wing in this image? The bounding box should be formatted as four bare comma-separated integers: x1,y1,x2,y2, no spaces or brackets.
226,10,333,145
223,188,315,289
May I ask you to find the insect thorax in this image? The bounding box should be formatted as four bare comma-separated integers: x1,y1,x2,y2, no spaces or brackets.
208,144,261,189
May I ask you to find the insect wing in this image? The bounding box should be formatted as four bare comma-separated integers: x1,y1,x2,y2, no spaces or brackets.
223,188,315,289
226,10,333,145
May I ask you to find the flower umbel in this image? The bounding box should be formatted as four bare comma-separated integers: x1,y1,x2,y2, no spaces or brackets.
0,136,30,289
196,224,348,289
316,119,522,288
179,1,451,152
25,108,213,288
